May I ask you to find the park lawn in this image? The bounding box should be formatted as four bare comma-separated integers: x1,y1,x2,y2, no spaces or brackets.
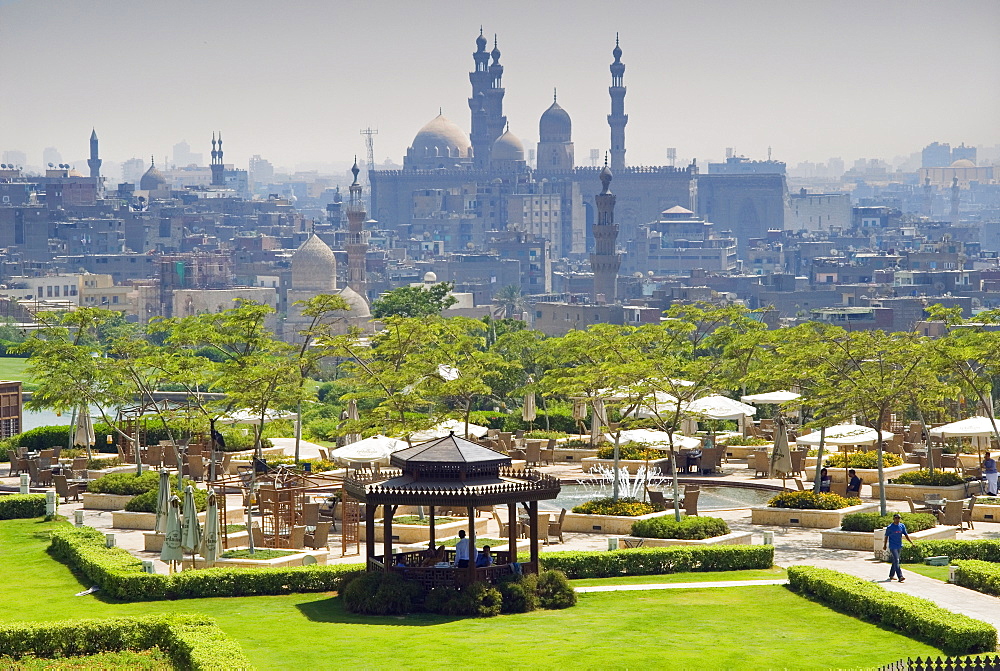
0,518,946,670
0,357,31,383
569,566,787,587
904,563,952,582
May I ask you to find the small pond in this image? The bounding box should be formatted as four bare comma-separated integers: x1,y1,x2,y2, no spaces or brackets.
539,483,776,512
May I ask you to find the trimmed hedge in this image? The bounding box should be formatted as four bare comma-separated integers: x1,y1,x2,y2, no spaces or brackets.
892,470,965,486
901,539,1000,564
786,565,996,655
953,560,1000,598
538,545,773,579
840,512,937,533
824,451,903,469
87,471,161,496
49,524,362,601
630,515,730,540
0,614,252,670
124,479,207,514
596,443,665,460
767,491,861,510
572,497,655,516
0,493,46,520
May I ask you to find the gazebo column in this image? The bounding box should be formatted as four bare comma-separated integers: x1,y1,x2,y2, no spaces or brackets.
383,504,397,571
528,500,538,574
428,505,436,550
467,505,477,583
507,502,517,565
365,502,376,565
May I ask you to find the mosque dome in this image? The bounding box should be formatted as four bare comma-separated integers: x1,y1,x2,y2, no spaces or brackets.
336,285,371,319
951,159,976,168
291,234,336,292
409,114,471,161
539,98,571,143
491,129,525,162
139,160,167,190
423,271,438,283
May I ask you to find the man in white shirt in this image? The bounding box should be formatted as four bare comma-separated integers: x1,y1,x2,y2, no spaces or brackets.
455,529,471,568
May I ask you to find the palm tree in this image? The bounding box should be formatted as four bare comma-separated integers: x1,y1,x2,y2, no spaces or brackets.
493,285,529,320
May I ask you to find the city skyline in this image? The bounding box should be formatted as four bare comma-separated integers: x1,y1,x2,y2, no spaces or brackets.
2,0,998,173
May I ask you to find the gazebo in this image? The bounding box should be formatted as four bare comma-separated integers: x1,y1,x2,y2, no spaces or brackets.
343,432,561,587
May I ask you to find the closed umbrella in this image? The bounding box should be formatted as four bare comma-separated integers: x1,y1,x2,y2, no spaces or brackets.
345,399,361,445
73,405,96,457
160,494,183,571
200,488,220,568
769,416,794,480
522,377,537,425
154,469,171,534
181,485,202,569
590,398,607,445
572,399,588,421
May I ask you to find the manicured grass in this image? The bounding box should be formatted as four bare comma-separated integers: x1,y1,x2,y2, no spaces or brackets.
904,563,952,582
570,567,787,587
220,548,298,560
393,515,460,525
0,518,948,669
0,356,30,382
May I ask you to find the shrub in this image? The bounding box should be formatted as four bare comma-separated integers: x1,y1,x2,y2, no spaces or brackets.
722,435,771,446
824,452,903,469
0,494,46,520
900,539,1000,564
0,614,252,670
786,565,996,655
978,496,1000,505
502,407,578,434
631,515,730,540
952,560,1000,598
341,571,423,615
572,497,655,516
539,545,774,579
892,470,965,486
767,491,860,510
466,411,508,430
596,442,665,460
524,430,569,440
466,581,503,617
535,570,577,609
124,482,207,514
497,574,538,613
87,471,161,496
840,512,937,533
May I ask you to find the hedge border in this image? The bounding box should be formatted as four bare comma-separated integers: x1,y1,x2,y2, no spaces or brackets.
0,493,46,520
49,524,363,601
0,614,252,670
537,545,773,579
787,565,996,656
900,539,1000,564
952,560,1000,598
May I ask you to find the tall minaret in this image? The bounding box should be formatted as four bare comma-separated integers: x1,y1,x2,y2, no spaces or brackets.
87,129,102,179
469,28,492,169
590,159,621,303
922,177,933,217
210,131,225,187
950,176,960,225
485,36,508,151
608,34,628,172
345,158,369,298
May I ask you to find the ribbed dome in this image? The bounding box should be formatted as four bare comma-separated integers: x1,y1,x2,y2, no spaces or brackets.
409,114,471,160
139,161,166,190
539,100,571,143
291,234,336,292
951,159,976,168
336,285,370,319
491,129,524,162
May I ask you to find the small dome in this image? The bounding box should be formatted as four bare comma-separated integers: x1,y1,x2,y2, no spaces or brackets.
539,99,571,143
409,114,471,161
139,160,166,190
291,234,336,292
951,159,976,168
336,285,370,319
491,129,524,162
423,271,438,283
476,31,487,50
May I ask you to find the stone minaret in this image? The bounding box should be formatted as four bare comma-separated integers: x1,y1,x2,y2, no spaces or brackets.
950,176,960,225
608,35,628,172
210,132,225,187
346,158,369,298
485,36,507,154
922,177,933,217
591,160,620,303
469,29,491,169
87,129,101,178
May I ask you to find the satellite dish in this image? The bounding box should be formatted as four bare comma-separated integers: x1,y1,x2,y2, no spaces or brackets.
829,248,838,256
48,163,54,168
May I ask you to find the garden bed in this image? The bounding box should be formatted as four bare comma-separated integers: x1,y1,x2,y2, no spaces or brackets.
804,463,919,483
616,531,753,548
821,525,959,551
579,457,672,475
361,516,489,544
144,528,251,552
112,506,242,531
751,502,879,528
563,509,673,535
180,549,328,570
550,447,599,462
81,492,136,511
869,481,979,501
973,502,1000,523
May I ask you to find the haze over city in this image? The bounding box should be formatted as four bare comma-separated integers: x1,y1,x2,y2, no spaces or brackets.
2,0,999,174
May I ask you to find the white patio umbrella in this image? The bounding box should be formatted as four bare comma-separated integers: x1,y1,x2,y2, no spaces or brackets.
154,469,171,534
685,395,757,420
769,416,794,480
181,485,202,569
160,494,183,570
929,416,1000,439
410,419,490,441
740,390,802,405
795,424,891,446
73,405,96,456
605,429,701,450
623,391,681,419
522,377,537,424
329,435,408,466
200,488,220,568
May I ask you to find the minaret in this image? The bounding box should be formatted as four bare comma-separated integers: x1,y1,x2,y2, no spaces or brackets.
950,176,960,225
590,159,621,303
87,129,102,179
469,29,491,169
345,158,369,298
210,131,225,187
922,177,933,217
608,34,628,172
485,36,508,151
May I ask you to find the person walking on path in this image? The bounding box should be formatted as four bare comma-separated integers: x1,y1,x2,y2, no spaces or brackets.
983,452,998,496
883,513,915,582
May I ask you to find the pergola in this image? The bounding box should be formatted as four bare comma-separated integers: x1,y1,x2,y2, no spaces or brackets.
344,433,561,587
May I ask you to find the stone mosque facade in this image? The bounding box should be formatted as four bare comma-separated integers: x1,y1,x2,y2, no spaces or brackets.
370,33,786,271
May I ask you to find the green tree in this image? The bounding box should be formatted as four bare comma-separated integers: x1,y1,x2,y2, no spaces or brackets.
492,285,529,320
371,282,458,319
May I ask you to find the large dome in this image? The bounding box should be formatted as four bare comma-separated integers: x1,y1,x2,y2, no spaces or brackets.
951,159,976,168
291,234,336,292
491,129,524,162
539,100,571,143
139,160,166,190
336,285,370,319
409,114,471,161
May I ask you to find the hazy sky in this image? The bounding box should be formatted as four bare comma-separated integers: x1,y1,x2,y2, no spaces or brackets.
2,0,998,173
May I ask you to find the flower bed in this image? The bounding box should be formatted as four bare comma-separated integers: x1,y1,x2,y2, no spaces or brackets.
562,509,673,535
630,514,730,540
804,463,918,484
821,516,957,551
767,491,861,510
182,549,328,570
752,499,878,528
823,452,904,469
869,480,977,502
841,512,938,533
893,470,966,486
574,497,655,516
615,532,753,548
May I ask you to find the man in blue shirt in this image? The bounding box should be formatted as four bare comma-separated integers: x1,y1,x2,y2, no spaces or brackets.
882,513,915,582
983,452,998,496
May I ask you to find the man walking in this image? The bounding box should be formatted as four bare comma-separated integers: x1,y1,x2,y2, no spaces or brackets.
883,513,915,582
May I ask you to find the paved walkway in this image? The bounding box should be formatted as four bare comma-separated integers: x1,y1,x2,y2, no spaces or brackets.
576,579,788,592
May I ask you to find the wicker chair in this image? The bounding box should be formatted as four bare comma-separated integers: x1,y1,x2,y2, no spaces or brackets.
753,450,770,478
548,508,567,544
305,521,332,550
53,473,83,503
963,496,976,531
289,525,307,549
646,489,668,509
940,499,965,530
683,488,700,516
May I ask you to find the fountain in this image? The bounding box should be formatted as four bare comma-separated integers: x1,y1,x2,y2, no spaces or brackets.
576,464,667,500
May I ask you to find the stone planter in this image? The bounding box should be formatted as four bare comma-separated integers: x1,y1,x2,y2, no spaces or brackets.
723,445,772,460
362,517,489,544
81,492,136,510
113,506,243,531
145,529,251,552
563,509,673,535
579,457,672,475
869,481,979,502
551,448,599,462
180,549,328,570
751,502,880,528
804,463,919,484
972,503,1000,523
617,531,753,548
821,525,959,551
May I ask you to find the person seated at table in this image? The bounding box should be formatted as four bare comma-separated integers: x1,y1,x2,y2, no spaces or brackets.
475,545,493,568
846,469,863,497
394,553,408,570
819,468,832,493
421,545,446,566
